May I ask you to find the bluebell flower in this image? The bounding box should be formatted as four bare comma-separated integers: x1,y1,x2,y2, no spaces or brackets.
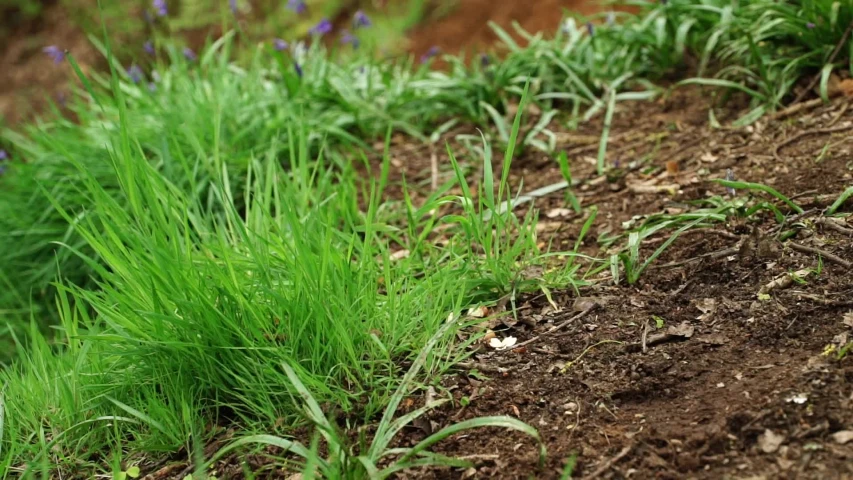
273,38,289,51
153,0,167,17
420,46,440,63
183,47,197,61
127,64,144,83
310,18,332,36
353,10,371,28
586,21,595,36
480,53,490,67
0,150,7,160
229,0,238,14
294,62,303,78
144,40,155,55
340,30,359,49
286,0,306,14
43,45,65,64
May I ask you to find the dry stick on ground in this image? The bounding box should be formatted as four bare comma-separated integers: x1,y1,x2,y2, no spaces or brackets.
815,217,853,235
506,306,596,350
584,444,634,480
650,246,741,270
768,97,826,121
787,242,852,268
792,20,853,106
773,124,853,162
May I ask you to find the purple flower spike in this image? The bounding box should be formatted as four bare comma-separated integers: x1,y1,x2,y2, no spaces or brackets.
127,64,144,83
0,150,7,160
183,47,197,61
43,45,65,64
806,22,816,29
153,0,167,17
273,38,289,51
286,0,306,14
480,53,490,67
309,18,332,36
229,0,238,14
353,10,371,28
340,30,359,49
420,46,440,63
586,21,595,36
144,40,155,55
294,62,303,78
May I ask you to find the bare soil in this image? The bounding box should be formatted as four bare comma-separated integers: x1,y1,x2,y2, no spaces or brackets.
372,87,853,480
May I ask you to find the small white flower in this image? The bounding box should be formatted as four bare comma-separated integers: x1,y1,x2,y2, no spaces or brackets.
489,336,517,351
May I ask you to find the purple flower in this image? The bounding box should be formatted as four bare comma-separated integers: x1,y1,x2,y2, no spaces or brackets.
480,53,490,67
586,21,595,36
0,150,7,160
286,0,306,14
183,47,197,61
153,0,167,17
273,38,289,51
43,45,65,64
340,30,359,49
806,22,816,29
127,64,144,83
294,62,303,78
309,18,332,36
229,0,238,14
144,40,155,55
148,82,157,92
420,46,440,63
353,10,371,28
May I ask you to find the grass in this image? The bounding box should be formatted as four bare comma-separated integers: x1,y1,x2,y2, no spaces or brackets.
1,0,852,477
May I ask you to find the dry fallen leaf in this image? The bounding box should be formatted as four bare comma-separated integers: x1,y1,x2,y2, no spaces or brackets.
667,322,695,339
468,305,488,318
758,429,785,453
831,430,853,444
843,311,853,328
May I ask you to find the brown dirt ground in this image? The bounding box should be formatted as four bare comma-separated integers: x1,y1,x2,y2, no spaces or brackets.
371,88,853,479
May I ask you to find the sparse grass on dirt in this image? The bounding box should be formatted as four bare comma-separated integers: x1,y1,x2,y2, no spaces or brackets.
1,0,852,478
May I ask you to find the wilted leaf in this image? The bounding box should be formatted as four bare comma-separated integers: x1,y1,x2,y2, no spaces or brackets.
831,430,853,444
758,429,785,453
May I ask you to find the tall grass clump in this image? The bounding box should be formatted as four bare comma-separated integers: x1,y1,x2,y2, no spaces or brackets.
2,1,848,352
0,66,577,475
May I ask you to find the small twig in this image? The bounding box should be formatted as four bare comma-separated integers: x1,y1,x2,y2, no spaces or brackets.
827,99,851,127
651,246,740,270
769,97,825,121
509,306,596,350
774,124,853,162
766,208,818,236
429,149,439,191
584,444,633,480
641,319,650,353
787,242,852,267
792,20,853,105
815,217,853,235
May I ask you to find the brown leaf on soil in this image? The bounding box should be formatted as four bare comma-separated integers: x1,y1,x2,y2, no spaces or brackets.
831,430,853,444
758,429,785,453
843,311,853,328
